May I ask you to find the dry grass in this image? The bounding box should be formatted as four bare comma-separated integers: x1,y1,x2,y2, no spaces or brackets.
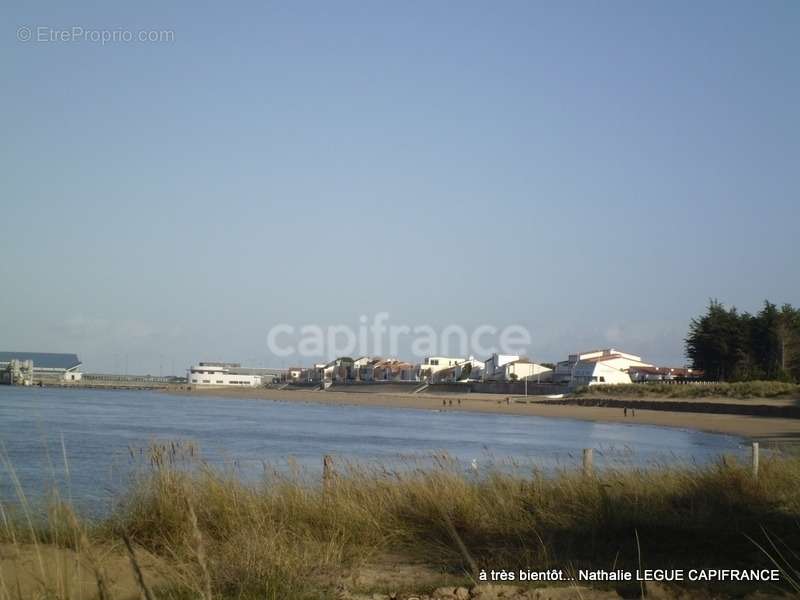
2,443,800,598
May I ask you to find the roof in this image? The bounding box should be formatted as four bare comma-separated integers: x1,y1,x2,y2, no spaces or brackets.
572,348,643,361
0,352,81,370
508,357,532,364
583,354,645,364
373,359,415,369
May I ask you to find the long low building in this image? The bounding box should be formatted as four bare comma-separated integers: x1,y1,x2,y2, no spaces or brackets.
187,362,265,387
0,352,83,384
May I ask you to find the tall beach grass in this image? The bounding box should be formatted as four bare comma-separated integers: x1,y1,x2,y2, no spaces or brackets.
2,443,800,598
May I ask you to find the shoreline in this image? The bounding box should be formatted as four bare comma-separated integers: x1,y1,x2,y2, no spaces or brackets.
168,386,800,446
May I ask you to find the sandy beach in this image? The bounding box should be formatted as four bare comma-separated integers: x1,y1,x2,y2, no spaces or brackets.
169,386,800,446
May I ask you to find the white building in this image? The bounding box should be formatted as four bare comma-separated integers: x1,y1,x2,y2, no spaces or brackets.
419,356,465,380
286,367,303,382
188,362,262,387
483,354,521,380
296,363,327,382
570,359,635,385
483,354,551,382
430,357,486,383
498,359,552,382
455,357,485,381
352,356,376,381
373,359,418,382
554,349,653,386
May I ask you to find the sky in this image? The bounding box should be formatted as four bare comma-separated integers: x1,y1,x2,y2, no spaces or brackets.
2,1,798,375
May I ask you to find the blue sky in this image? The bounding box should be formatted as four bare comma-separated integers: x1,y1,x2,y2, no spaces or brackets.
2,1,798,374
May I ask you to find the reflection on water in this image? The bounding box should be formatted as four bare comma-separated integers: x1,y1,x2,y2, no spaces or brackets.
0,387,746,515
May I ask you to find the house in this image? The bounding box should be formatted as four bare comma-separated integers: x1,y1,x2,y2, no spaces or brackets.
322,357,355,382
483,353,552,382
496,358,553,382
286,367,303,382
352,356,376,382
570,358,635,385
418,356,466,381
430,365,458,383
455,357,485,381
553,348,653,383
429,357,485,383
483,354,521,381
298,363,327,382
372,359,418,382
0,352,83,384
555,348,653,386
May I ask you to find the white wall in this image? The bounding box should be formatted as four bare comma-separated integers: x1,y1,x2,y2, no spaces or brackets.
484,354,520,380
420,356,465,378
504,362,552,381
571,361,632,385
189,365,261,387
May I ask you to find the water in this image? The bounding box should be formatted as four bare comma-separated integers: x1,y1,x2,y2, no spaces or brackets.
0,386,747,516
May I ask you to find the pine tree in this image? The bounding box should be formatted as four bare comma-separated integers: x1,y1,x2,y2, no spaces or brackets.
686,300,800,382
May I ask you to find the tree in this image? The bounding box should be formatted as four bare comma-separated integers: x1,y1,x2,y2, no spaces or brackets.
686,299,800,382
686,299,747,380
779,304,800,381
457,362,472,381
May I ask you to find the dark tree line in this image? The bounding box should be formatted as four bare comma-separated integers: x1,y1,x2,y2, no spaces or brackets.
686,300,800,382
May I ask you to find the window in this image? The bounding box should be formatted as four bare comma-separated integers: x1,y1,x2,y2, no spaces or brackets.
599,376,606,382
202,379,210,383
431,359,439,366
216,380,223,384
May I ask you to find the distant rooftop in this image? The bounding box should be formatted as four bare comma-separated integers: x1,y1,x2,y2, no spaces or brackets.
0,352,82,371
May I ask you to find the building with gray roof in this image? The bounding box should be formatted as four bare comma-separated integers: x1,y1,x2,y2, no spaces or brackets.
0,352,83,383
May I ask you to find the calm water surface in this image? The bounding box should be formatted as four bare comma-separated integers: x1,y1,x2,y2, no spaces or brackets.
0,387,746,515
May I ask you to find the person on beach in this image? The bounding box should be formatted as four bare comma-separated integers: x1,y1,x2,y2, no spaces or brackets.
624,407,628,417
